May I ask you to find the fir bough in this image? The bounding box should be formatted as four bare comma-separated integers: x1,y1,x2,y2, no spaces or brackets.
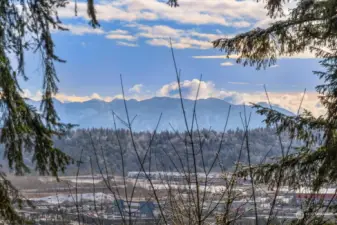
213,0,337,216
0,0,101,222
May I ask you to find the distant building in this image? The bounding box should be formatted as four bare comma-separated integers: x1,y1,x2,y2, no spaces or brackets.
127,171,223,182
295,187,337,206
112,199,157,219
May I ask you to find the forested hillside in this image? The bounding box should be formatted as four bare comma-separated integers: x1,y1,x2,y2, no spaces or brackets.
49,128,296,175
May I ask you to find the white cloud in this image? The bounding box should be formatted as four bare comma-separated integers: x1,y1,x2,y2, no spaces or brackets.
226,91,324,117
22,79,325,117
54,0,317,55
157,79,219,99
22,90,119,102
137,25,183,39
109,29,130,34
104,29,138,45
146,38,192,49
221,62,234,66
22,89,32,98
133,24,218,49
179,37,212,49
81,29,137,45
233,21,251,27
57,0,266,28
116,41,138,47
129,84,143,93
105,32,137,41
52,92,155,103
188,31,222,41
22,89,43,101
53,24,105,35
144,35,213,49
155,79,324,116
53,1,289,51
54,93,122,102
58,1,158,22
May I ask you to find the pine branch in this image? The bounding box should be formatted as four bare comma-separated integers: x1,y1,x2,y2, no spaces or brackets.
213,0,337,69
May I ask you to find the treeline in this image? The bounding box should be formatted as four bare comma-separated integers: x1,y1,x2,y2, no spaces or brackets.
52,127,296,176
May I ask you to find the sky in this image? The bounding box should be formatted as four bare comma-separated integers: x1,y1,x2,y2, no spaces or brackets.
20,0,325,116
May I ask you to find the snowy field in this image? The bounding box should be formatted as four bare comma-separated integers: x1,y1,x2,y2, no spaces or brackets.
30,192,115,204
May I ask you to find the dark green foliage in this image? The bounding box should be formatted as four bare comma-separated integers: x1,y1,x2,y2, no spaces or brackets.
213,0,337,69
211,0,337,217
0,1,180,220
51,127,291,175
0,170,34,224
0,0,101,222
167,0,179,7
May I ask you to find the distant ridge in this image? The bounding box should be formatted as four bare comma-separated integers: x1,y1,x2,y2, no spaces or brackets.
26,97,294,131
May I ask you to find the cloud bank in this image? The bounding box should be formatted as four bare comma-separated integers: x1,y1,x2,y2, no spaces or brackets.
49,0,319,59
23,79,324,117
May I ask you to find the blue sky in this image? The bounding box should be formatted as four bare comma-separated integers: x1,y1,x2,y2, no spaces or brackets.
21,0,324,116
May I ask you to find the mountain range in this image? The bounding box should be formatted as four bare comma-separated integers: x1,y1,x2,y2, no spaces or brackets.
27,97,294,131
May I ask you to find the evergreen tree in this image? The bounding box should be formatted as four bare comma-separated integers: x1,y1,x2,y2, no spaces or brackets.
211,0,337,217
0,0,179,222
3,0,335,222
0,0,102,223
